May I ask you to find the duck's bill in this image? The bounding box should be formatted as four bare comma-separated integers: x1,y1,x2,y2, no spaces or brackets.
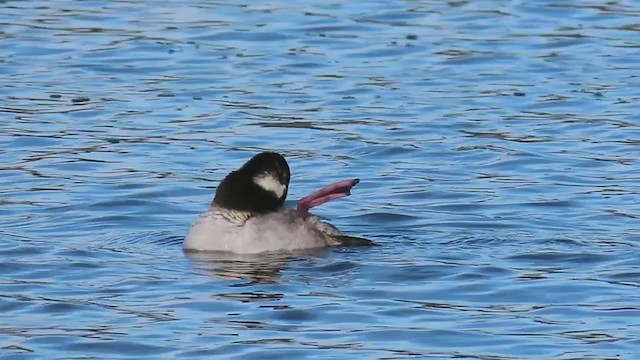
297,178,360,216
328,234,376,247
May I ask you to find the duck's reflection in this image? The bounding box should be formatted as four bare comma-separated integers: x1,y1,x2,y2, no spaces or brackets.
185,249,329,285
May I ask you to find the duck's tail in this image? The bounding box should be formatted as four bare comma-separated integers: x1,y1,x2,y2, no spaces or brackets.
327,234,376,247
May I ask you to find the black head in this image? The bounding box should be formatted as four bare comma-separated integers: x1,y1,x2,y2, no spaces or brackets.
212,152,291,214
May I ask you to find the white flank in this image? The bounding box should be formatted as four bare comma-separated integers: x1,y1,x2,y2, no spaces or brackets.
253,172,286,198
184,209,333,253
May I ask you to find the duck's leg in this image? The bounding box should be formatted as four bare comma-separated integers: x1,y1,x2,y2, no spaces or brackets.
297,179,360,216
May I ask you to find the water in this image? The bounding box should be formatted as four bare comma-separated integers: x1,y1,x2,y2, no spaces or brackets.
1,0,639,358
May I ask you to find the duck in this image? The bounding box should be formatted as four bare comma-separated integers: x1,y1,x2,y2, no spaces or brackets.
184,152,372,253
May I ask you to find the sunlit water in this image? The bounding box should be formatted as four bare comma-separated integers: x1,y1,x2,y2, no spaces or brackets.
1,0,640,359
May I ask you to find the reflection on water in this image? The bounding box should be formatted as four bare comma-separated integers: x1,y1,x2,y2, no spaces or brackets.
1,0,640,358
186,250,322,284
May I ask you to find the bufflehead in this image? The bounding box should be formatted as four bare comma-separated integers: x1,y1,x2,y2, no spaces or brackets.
184,152,372,253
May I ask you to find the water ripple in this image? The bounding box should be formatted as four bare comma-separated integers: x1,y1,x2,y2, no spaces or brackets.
1,0,640,359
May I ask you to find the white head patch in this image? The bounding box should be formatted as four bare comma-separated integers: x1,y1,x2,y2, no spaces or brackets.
253,172,286,198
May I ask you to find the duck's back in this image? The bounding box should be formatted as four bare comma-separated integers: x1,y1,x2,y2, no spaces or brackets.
184,209,331,253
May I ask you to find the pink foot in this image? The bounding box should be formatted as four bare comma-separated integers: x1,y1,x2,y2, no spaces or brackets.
297,179,360,217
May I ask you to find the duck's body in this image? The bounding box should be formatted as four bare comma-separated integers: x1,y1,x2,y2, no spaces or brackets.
184,208,341,253
183,152,372,254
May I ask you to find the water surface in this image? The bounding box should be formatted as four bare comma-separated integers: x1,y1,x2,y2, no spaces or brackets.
1,0,639,359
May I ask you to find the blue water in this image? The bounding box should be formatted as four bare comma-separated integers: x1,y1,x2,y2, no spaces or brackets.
2,0,640,359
